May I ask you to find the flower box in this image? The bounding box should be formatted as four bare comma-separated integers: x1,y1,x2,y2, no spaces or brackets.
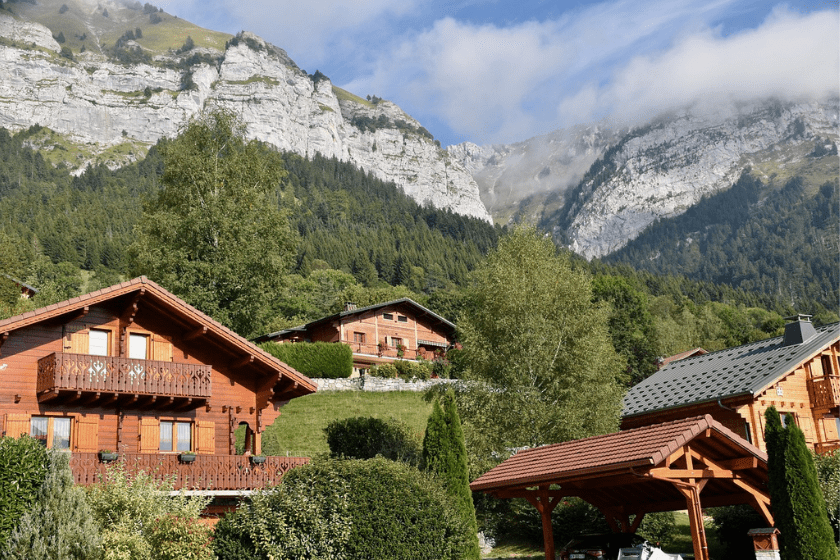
249,455,267,465
178,452,197,463
98,451,119,462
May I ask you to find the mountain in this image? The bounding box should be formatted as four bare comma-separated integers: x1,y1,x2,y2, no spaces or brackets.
0,0,490,222
456,100,838,257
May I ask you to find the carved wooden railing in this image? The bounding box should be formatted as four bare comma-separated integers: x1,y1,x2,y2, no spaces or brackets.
808,374,840,409
815,441,840,455
343,341,441,361
38,353,212,398
70,453,309,491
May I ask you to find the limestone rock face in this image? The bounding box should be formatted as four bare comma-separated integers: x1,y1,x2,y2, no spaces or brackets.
0,20,490,222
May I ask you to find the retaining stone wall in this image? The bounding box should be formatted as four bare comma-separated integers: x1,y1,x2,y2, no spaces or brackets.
312,376,459,392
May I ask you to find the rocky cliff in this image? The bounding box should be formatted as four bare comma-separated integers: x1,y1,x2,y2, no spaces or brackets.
0,14,490,222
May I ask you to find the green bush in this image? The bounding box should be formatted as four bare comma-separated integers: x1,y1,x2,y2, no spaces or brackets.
212,509,265,560
2,450,102,560
637,511,676,545
325,416,421,466
369,359,433,380
261,341,353,379
85,462,211,560
369,362,398,378
0,435,50,548
709,505,765,558
146,515,213,560
814,449,840,546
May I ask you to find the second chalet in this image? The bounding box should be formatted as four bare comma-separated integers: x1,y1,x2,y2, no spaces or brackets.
255,298,456,376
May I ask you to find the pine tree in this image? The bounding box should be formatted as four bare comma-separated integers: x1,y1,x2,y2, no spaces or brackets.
423,392,481,560
764,406,838,560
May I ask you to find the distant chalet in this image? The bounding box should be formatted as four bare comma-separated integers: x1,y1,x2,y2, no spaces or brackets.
255,298,455,376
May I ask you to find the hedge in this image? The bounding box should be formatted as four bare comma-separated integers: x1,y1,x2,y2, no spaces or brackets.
260,341,352,379
325,416,422,466
0,436,50,548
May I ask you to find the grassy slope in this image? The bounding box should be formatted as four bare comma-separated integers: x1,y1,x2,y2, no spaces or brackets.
262,390,433,457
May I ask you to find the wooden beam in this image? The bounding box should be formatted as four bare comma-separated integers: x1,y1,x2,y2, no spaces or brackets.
677,483,710,560
523,486,561,560
183,326,208,342
649,467,734,479
81,392,101,406
0,331,8,356
231,354,255,370
37,389,60,403
719,456,760,471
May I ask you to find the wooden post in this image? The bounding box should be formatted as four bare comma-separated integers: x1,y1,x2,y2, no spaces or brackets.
678,483,709,560
524,487,560,560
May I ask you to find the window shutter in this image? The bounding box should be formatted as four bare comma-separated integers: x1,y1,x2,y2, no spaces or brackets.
139,418,160,453
195,421,215,455
4,413,30,438
65,325,88,353
151,335,173,362
75,415,99,452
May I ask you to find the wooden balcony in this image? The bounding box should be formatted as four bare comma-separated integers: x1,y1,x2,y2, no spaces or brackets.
808,374,840,409
37,352,211,409
815,441,840,455
344,341,438,361
70,452,309,491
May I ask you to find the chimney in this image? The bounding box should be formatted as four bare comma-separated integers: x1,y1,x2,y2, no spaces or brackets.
344,302,357,312
782,314,817,346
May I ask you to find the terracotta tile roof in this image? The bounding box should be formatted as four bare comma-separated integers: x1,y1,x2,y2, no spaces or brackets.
623,322,839,419
470,415,765,492
0,277,315,394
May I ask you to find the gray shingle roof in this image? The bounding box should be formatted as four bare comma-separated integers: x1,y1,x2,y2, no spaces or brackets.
622,321,840,419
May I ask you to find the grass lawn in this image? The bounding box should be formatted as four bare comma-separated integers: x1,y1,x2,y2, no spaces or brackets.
261,390,433,457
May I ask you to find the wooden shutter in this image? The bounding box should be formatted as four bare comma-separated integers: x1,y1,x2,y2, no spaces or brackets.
139,417,160,453
75,415,99,452
151,335,173,362
195,421,215,455
64,324,88,353
4,413,30,438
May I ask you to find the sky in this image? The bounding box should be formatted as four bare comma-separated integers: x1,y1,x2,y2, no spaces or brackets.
155,0,840,147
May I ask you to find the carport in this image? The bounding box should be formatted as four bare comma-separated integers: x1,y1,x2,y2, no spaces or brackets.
470,415,772,560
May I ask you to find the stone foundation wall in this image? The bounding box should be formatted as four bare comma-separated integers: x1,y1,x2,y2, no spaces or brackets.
312,376,459,392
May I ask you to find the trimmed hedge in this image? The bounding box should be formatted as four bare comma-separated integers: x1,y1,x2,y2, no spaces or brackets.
325,416,421,466
236,458,468,560
260,341,352,379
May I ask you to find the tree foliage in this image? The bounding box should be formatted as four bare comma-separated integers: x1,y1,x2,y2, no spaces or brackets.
129,110,296,336
260,340,353,379
456,227,625,470
764,406,838,560
0,435,50,549
422,392,481,559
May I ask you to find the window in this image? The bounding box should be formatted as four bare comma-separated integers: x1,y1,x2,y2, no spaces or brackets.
383,313,394,320
353,332,366,344
30,416,71,450
391,337,403,348
89,329,109,356
743,422,752,444
780,412,796,428
159,421,192,452
397,315,408,323
128,333,149,360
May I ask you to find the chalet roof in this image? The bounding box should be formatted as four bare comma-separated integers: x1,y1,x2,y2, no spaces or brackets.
255,297,455,342
658,347,707,368
623,321,839,419
1,273,38,294
470,414,766,493
0,277,316,398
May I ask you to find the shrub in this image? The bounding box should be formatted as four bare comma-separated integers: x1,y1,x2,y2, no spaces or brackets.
368,362,398,378
814,449,840,545
0,435,50,548
261,341,353,379
325,416,421,466
2,450,102,560
85,462,211,560
212,509,264,560
709,505,765,558
237,458,468,560
369,359,433,380
637,511,676,545
146,515,213,560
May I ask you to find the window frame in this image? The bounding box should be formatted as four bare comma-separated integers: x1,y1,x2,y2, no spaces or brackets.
159,420,193,453
88,328,111,357
353,332,366,344
30,415,72,450
397,315,408,323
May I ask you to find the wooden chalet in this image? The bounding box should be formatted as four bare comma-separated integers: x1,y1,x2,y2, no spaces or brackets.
622,315,840,454
255,298,455,376
0,277,316,495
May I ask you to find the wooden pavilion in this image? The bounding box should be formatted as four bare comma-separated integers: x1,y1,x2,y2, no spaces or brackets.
470,415,773,560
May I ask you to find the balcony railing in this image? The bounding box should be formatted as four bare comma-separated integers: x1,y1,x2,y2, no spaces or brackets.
343,341,438,361
38,353,212,398
70,453,309,491
808,374,840,409
815,441,840,455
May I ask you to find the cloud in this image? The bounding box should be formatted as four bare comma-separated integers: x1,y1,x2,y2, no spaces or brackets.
346,1,838,145
561,7,840,128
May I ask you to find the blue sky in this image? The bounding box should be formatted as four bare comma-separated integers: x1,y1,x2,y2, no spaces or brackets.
157,0,839,147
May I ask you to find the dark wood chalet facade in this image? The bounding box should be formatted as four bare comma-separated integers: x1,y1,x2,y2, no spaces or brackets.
622,316,840,454
255,299,455,376
0,277,316,492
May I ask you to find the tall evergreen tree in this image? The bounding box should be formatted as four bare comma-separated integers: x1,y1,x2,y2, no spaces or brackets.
764,406,838,560
422,392,481,560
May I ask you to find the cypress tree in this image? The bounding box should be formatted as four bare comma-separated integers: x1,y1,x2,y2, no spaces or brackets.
423,391,481,560
764,406,839,560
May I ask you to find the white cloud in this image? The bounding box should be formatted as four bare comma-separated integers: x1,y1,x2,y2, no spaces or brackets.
562,7,840,128
346,1,838,144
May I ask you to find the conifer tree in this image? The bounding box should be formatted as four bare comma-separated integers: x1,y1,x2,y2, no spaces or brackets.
764,406,838,560
423,392,481,560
